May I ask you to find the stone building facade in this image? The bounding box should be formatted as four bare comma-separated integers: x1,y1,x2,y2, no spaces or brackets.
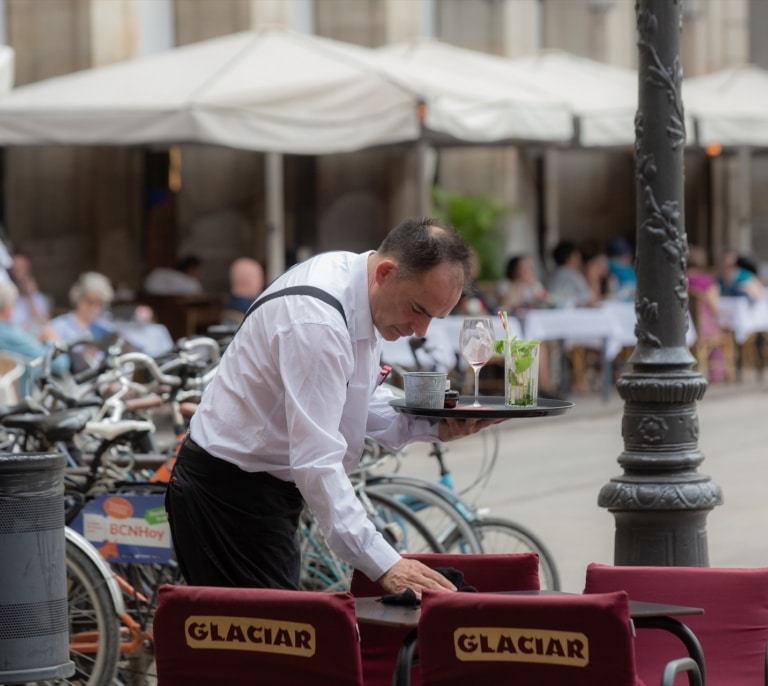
1,0,765,308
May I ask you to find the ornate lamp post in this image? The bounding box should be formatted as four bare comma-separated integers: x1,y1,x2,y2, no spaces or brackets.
598,0,723,565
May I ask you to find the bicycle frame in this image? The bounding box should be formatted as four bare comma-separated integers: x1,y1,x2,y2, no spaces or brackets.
66,524,170,681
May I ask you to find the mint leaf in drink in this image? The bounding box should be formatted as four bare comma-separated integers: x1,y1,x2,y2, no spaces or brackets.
515,356,535,374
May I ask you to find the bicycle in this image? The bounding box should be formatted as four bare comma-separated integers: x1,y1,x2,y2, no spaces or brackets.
10,343,198,685
18,345,438,681
358,434,561,590
299,479,443,592
372,358,562,589
58,343,225,685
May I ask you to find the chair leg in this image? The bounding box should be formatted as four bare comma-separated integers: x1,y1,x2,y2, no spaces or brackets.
692,342,709,380
764,639,768,686
724,334,737,383
392,629,418,686
568,347,589,393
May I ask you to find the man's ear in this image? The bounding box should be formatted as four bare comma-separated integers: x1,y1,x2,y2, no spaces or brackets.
374,258,398,283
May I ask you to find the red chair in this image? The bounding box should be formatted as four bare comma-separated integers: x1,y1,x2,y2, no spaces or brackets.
584,562,768,686
153,584,363,686
350,552,540,686
418,589,701,686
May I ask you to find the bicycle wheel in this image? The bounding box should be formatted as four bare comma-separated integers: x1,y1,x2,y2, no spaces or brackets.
299,491,443,592
39,539,122,686
450,516,561,591
299,506,352,592
364,490,444,555
366,480,483,553
111,557,184,686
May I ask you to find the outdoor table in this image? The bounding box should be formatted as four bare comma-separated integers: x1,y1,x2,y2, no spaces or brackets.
113,320,175,357
717,295,768,378
600,299,697,349
355,591,705,686
717,295,768,347
379,314,524,375
521,307,623,401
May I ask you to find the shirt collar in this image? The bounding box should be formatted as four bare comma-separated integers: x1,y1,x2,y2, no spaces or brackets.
350,250,377,343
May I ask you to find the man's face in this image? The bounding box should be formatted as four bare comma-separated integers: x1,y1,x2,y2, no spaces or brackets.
370,259,463,341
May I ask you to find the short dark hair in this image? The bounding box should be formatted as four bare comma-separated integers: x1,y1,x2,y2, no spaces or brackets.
552,240,579,267
176,255,202,274
378,217,472,293
505,254,525,281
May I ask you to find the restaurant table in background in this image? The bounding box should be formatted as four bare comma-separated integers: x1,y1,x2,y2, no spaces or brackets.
114,321,175,358
717,295,768,344
520,306,623,401
600,299,697,349
354,592,705,686
717,295,768,378
380,314,524,377
382,309,624,400
381,299,766,401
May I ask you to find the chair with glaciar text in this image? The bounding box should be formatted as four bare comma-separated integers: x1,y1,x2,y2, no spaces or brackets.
418,589,701,686
153,584,363,686
350,552,541,686
584,562,768,686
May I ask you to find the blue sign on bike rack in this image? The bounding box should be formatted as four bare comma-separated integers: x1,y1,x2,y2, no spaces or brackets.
70,493,173,564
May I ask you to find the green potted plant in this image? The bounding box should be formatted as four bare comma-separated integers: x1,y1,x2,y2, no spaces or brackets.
431,186,512,282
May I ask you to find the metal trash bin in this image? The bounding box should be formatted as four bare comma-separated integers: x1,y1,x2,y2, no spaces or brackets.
0,453,74,682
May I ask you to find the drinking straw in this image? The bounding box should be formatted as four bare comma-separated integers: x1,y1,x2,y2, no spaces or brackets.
497,309,510,343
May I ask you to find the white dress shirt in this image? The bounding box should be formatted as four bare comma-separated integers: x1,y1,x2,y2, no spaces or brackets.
191,250,440,582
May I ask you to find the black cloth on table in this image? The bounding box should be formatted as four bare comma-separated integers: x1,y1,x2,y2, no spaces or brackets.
380,567,477,606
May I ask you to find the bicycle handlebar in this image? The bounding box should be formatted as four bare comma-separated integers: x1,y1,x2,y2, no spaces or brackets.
176,336,221,364
110,352,183,388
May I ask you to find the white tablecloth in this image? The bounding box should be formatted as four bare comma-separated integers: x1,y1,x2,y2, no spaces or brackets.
717,296,768,344
379,314,523,373
521,307,625,362
114,321,175,358
600,300,697,349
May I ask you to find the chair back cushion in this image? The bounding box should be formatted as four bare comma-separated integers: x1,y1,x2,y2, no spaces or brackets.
350,552,540,686
153,584,363,686
418,589,638,686
584,562,768,686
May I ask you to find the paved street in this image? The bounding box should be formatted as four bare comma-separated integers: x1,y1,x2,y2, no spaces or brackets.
397,374,768,592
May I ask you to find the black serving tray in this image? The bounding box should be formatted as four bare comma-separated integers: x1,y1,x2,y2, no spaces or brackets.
390,396,574,419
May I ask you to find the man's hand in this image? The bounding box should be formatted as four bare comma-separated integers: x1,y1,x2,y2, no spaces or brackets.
377,558,457,596
437,416,506,442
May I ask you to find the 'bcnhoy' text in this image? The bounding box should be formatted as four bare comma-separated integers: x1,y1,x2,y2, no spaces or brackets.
454,627,588,666
109,523,166,542
185,616,316,657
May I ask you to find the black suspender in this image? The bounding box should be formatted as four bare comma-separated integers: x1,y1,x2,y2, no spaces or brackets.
239,285,347,331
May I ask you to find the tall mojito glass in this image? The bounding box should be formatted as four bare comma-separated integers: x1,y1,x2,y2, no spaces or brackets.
504,339,541,406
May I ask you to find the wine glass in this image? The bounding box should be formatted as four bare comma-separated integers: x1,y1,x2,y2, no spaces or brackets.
459,316,496,407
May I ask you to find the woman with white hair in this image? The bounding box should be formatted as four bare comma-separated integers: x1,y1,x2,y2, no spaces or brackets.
49,271,117,371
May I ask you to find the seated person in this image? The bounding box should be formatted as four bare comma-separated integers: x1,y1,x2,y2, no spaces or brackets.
606,237,636,300
49,271,117,372
143,255,204,296
717,250,764,301
580,241,609,304
544,240,596,307
0,280,69,396
688,244,731,382
497,254,552,314
222,257,265,326
9,251,53,338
